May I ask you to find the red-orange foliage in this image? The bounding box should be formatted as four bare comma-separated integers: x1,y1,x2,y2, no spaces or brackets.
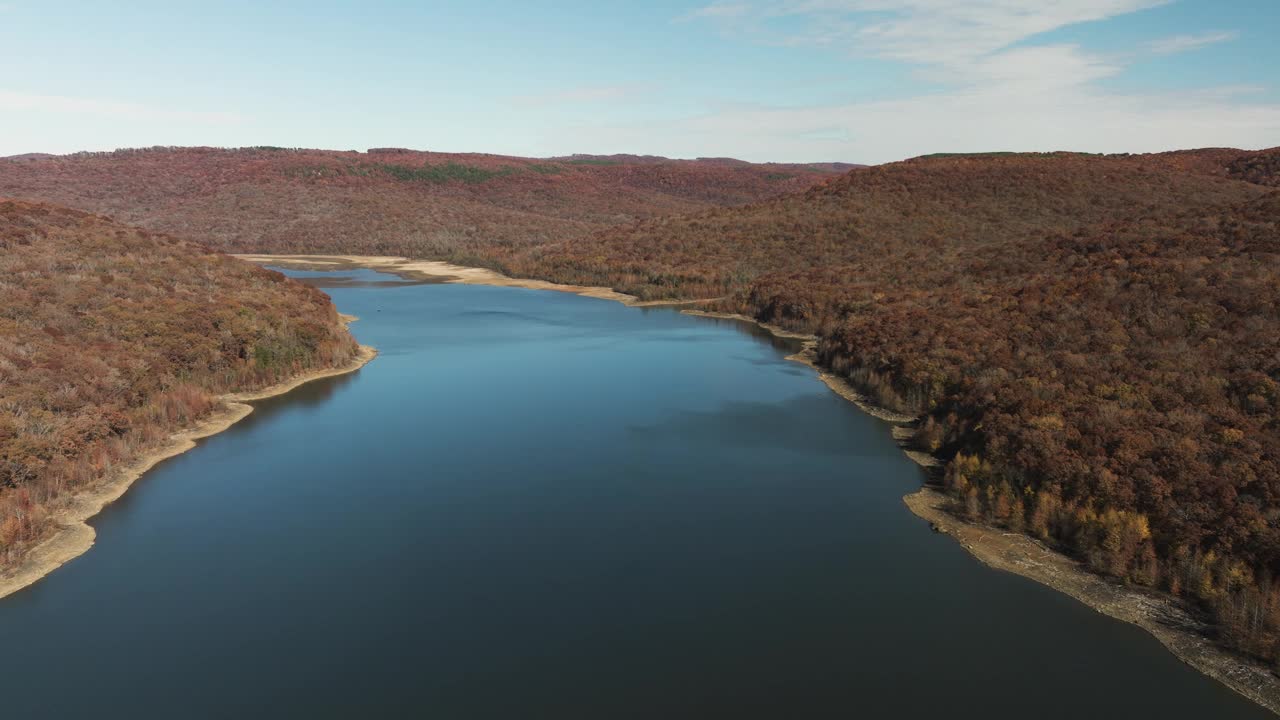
7,144,1280,661
0,147,843,263
0,200,358,567
501,150,1275,299
503,148,1280,660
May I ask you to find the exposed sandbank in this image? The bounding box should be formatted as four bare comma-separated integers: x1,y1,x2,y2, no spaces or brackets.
236,253,1280,716
0,343,377,601
234,254,720,307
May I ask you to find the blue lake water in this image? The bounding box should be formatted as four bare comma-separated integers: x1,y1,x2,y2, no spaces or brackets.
0,268,1269,719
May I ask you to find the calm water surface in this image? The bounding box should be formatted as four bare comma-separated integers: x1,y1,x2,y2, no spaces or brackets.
0,268,1269,719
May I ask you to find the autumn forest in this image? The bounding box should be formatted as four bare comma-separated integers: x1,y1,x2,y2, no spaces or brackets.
3,144,1280,668
0,200,358,567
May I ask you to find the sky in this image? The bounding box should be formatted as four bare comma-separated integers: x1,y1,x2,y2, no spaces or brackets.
0,0,1277,164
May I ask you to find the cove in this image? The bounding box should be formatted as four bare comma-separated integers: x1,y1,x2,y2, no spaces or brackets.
0,267,1269,719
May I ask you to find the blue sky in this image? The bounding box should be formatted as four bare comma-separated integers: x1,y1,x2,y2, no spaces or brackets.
0,1,1276,163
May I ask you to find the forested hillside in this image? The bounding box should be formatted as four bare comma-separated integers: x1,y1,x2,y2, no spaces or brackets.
498,148,1280,662
7,144,1280,664
0,200,359,569
0,147,842,262
500,150,1272,299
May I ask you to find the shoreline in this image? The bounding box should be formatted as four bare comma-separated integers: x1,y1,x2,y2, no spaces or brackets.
692,311,1280,716
0,343,377,602
237,253,1280,716
682,310,923,426
905,487,1280,715
233,254,721,308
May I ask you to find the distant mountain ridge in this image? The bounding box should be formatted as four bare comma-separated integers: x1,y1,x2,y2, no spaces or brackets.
0,153,55,161
547,152,863,171
0,146,846,260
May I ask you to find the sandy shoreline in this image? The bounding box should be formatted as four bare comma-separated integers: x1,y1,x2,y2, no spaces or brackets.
0,343,377,602
237,253,1280,715
234,254,721,308
905,487,1280,714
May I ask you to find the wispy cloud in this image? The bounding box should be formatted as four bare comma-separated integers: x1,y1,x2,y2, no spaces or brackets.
0,89,240,124
680,0,1186,105
527,2,1275,163
907,42,1123,90
677,2,752,21
645,1,1276,163
539,78,1280,163
1146,30,1239,55
510,84,653,108
687,0,1171,68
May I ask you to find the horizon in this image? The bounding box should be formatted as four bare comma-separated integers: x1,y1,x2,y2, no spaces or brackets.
6,144,1276,167
2,1,1279,165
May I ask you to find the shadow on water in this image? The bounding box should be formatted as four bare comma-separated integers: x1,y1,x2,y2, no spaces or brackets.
80,367,365,539
644,307,807,355
230,366,362,430
629,394,877,458
456,308,579,328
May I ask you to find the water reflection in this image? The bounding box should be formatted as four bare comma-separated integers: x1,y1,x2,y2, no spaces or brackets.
658,309,806,354
629,394,875,457
272,266,444,288
0,272,1268,720
230,367,363,428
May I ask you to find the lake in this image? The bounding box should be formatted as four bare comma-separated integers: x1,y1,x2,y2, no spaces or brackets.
0,268,1269,719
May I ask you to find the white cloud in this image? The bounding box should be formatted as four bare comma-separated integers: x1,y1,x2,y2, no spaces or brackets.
1146,30,1238,55
0,89,240,124
972,44,1121,87
684,1,1181,101
645,1,1275,163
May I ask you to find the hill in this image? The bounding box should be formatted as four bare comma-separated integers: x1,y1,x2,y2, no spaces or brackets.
493,148,1280,661
7,143,1280,663
0,146,844,263
498,150,1273,299
0,199,360,571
